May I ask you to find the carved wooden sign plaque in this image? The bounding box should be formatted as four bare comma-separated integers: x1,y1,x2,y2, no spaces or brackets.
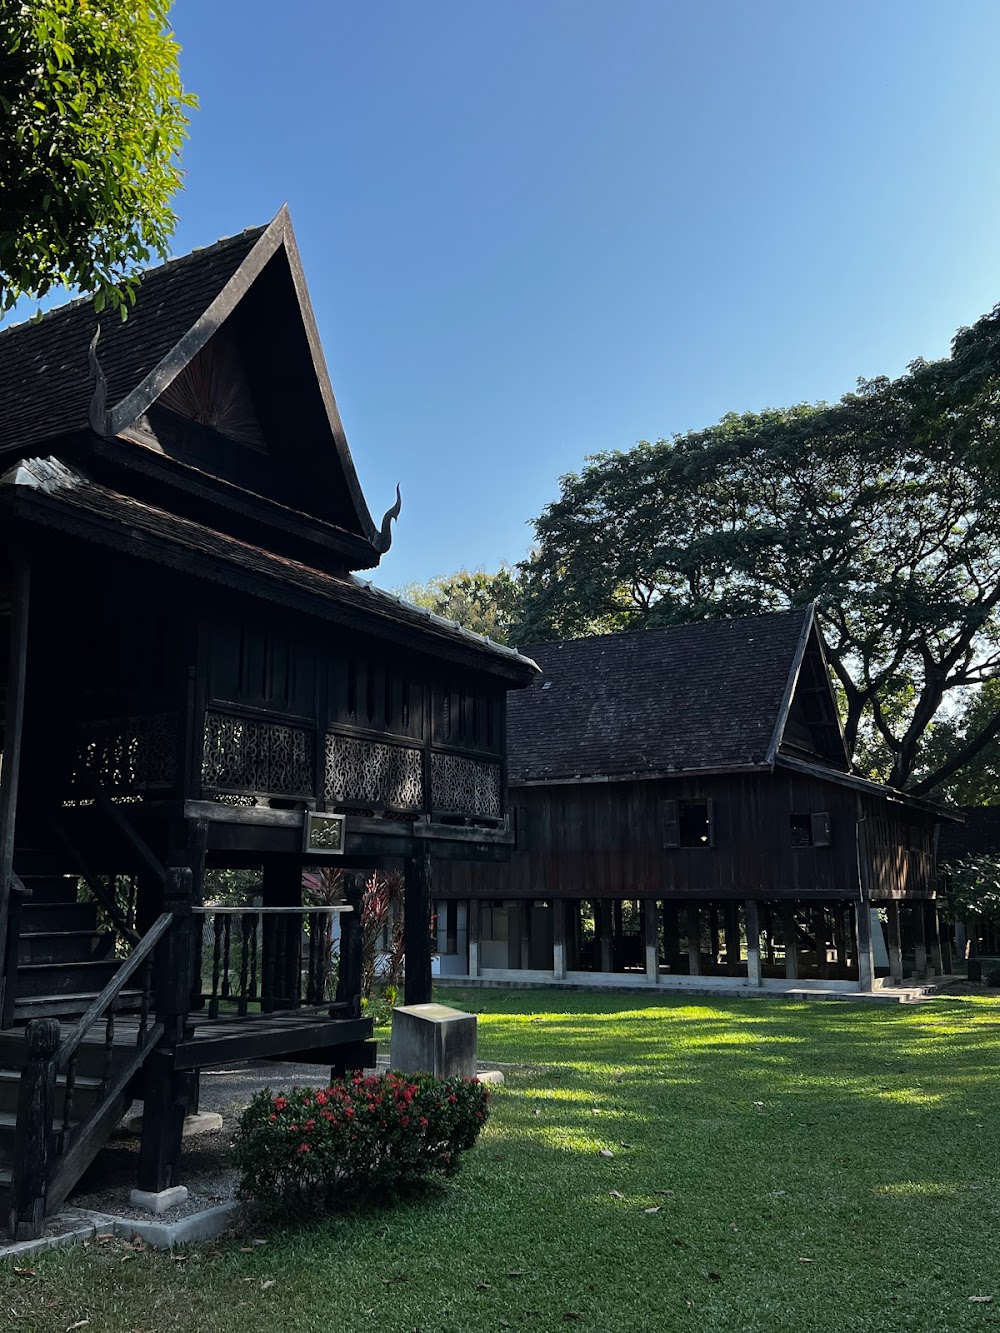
303,811,346,855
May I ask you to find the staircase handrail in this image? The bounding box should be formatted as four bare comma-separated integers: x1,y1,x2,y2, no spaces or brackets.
48,817,140,946
55,911,172,1069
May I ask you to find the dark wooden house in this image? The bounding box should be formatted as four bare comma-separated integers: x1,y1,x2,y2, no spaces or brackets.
435,607,958,992
0,209,536,1237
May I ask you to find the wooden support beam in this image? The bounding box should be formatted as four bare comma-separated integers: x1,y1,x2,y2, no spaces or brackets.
687,904,701,977
404,850,433,1004
662,902,681,974
745,900,761,988
855,900,875,992
644,899,659,984
912,902,928,979
887,901,903,984
553,898,567,980
0,559,29,1023
467,897,480,978
782,903,798,980
814,905,830,979
723,901,741,977
598,900,613,973
927,900,944,977
939,905,954,975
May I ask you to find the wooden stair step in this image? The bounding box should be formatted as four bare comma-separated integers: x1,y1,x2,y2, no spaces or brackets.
13,990,142,1021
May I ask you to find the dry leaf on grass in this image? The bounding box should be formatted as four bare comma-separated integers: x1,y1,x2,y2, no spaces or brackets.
798,1258,814,1264
644,1207,661,1215
65,1322,90,1331
13,1267,36,1277
261,1280,275,1291
609,1189,625,1200
598,1149,614,1159
969,1296,994,1304
476,1282,493,1290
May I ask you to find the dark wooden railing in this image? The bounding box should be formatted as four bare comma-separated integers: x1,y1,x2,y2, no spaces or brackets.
194,905,353,1017
7,885,181,1240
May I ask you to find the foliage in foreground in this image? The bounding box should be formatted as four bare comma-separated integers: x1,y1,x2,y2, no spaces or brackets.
234,1072,490,1215
0,1,195,317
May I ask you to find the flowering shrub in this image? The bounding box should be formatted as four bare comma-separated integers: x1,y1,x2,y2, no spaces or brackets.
234,1072,491,1214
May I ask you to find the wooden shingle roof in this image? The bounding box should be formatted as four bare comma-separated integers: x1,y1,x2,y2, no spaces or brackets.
0,226,265,454
509,610,815,782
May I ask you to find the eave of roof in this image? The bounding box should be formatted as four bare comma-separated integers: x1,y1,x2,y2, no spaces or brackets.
774,754,963,821
0,456,539,681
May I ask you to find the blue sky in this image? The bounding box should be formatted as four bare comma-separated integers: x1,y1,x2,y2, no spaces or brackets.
164,3,1000,584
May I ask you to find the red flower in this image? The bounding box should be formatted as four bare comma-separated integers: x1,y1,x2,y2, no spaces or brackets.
298,1143,310,1154
448,1095,458,1105
399,1115,410,1128
315,1091,328,1106
273,1096,288,1111
289,1123,299,1132
304,1119,316,1131
419,1117,429,1129
268,1114,277,1123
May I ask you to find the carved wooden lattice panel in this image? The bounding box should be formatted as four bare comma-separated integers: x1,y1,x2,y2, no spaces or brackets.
202,712,314,796
74,714,178,793
324,734,424,811
431,752,503,819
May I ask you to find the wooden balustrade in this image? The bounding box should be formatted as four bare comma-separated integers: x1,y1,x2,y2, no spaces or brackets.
193,905,354,1017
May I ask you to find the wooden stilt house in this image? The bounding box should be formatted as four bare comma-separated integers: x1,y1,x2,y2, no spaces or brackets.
434,608,959,991
0,209,537,1238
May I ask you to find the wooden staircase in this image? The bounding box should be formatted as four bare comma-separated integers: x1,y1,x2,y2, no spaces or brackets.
12,875,139,1022
0,868,166,1240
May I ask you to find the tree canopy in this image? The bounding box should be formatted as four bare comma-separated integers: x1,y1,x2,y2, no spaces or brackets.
0,1,194,317
398,568,521,645
517,304,1000,795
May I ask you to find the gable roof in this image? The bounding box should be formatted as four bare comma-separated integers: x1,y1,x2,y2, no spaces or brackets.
0,208,390,558
0,225,264,454
509,607,846,783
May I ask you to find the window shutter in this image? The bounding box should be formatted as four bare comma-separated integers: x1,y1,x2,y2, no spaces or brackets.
811,812,831,847
661,799,680,849
513,806,529,852
706,796,715,848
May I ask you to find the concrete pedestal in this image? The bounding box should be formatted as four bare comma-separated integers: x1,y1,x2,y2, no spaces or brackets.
389,1003,477,1078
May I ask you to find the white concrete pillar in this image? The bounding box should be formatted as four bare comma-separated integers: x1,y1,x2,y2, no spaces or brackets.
467,898,480,978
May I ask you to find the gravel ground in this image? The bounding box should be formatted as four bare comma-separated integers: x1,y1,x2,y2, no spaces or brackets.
68,1059,354,1222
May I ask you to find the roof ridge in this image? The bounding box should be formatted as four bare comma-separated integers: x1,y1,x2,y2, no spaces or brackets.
519,605,811,654
0,223,269,344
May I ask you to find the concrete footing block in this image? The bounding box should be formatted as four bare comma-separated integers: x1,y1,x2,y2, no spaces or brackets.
128,1185,189,1215
389,1003,477,1078
475,1069,505,1086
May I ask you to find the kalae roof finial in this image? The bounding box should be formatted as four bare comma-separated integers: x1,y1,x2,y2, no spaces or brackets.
373,484,402,554
87,325,113,438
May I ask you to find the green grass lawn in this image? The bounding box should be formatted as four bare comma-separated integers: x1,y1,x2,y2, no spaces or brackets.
4,987,1000,1332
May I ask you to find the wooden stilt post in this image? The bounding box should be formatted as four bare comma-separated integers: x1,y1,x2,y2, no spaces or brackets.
913,902,928,979
553,898,567,980
814,905,830,979
662,902,681,974
138,868,195,1193
723,901,741,976
938,903,953,975
927,900,944,977
687,904,701,976
467,898,480,978
9,1017,58,1239
404,850,433,1004
336,872,364,1018
745,899,761,988
782,903,798,980
644,899,659,984
887,901,903,983
855,899,875,992
598,900,613,972
0,559,29,1029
